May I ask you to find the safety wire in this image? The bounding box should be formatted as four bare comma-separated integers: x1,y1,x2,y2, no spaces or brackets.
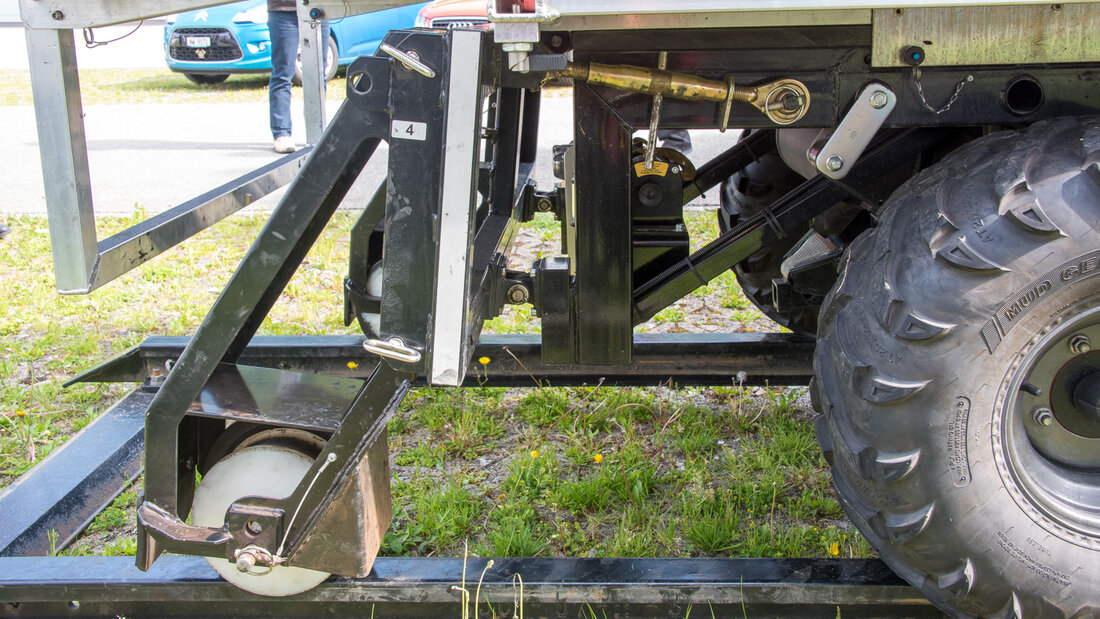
83,21,144,48
274,452,337,562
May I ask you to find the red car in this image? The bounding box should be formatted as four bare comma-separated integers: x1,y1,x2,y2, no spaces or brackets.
414,0,537,29
414,0,489,29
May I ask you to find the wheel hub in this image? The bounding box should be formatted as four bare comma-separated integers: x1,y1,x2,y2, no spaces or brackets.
1002,305,1100,539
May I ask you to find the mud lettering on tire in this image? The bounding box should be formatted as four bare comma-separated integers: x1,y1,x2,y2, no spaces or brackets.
981,249,1100,353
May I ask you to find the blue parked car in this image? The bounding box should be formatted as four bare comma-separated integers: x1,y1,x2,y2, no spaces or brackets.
164,1,428,85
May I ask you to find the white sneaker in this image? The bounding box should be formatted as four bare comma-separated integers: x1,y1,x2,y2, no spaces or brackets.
273,136,296,154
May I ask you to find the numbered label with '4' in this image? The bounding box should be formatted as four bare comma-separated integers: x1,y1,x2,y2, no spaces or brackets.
391,120,427,142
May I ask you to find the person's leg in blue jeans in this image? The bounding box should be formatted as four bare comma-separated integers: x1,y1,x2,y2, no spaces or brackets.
268,9,298,151
268,11,330,153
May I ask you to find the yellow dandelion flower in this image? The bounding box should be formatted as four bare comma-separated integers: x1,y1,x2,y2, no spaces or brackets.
347,361,359,370
828,542,840,556
530,450,539,458
15,410,26,417
593,454,603,464
479,356,491,365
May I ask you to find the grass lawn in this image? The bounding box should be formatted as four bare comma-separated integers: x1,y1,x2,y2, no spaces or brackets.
0,207,871,562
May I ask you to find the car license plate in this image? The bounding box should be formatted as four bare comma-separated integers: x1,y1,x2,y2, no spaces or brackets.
185,36,211,48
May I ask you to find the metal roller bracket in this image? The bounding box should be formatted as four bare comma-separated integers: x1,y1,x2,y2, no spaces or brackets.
812,83,896,179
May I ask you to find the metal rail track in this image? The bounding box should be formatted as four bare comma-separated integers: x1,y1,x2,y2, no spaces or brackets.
0,555,941,617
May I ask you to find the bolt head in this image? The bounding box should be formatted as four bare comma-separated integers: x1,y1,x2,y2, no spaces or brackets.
1069,334,1092,354
670,165,681,174
825,155,844,172
869,90,889,109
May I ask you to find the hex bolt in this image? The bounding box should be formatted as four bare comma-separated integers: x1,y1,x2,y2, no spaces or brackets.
235,551,258,573
246,520,263,536
1069,333,1091,354
869,90,889,109
670,165,682,175
507,284,529,305
50,10,63,20
825,155,845,172
1033,407,1054,426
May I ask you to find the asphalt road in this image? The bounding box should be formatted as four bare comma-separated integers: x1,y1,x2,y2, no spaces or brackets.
4,22,733,217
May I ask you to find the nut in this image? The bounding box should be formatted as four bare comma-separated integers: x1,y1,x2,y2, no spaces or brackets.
869,90,889,109
1033,407,1054,426
1069,334,1091,354
825,155,844,172
235,551,258,573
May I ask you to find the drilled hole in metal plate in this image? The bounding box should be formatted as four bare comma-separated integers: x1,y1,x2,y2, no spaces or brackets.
351,72,372,95
1003,75,1044,116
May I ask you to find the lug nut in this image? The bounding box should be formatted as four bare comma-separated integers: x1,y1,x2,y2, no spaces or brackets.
1069,334,1091,354
825,155,844,172
869,90,889,109
1033,407,1054,426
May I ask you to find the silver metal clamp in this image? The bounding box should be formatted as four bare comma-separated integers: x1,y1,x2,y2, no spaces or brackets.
811,83,896,180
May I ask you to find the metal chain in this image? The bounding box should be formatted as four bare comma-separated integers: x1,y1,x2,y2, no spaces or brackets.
912,66,973,115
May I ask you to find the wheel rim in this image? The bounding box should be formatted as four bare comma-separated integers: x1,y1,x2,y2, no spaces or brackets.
1001,303,1100,539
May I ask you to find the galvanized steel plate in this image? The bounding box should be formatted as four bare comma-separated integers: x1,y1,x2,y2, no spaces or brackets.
872,3,1100,67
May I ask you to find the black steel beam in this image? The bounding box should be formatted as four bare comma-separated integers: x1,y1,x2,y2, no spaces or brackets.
72,333,816,388
0,390,148,557
0,555,940,618
572,81,634,365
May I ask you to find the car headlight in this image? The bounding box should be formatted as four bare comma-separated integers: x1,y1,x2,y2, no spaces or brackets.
414,12,430,28
233,5,268,24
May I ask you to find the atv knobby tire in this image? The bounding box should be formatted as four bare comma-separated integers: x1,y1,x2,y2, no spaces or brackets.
813,117,1100,618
